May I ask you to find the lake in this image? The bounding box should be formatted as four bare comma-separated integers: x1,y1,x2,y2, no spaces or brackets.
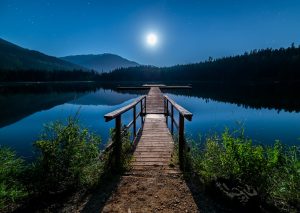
0,82,299,159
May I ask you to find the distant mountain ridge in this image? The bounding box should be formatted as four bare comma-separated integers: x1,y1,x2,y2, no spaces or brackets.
60,54,139,73
0,38,84,71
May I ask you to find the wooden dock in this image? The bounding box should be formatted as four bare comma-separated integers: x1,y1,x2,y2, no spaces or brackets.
101,86,197,212
131,87,173,173
117,85,192,90
105,86,192,173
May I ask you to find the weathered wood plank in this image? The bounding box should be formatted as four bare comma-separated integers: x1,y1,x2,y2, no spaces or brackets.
117,85,192,90
145,87,165,114
130,87,175,172
132,93,174,172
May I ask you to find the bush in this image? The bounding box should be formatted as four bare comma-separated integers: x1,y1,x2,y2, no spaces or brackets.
189,128,300,212
0,147,28,210
107,126,133,172
120,127,133,171
33,118,103,193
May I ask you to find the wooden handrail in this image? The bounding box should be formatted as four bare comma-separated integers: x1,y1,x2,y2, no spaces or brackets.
104,95,146,122
104,95,146,171
163,95,193,170
104,93,192,171
164,95,192,121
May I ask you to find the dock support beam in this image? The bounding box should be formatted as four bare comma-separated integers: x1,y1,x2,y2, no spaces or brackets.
114,115,121,172
178,114,185,170
133,106,136,137
171,105,174,135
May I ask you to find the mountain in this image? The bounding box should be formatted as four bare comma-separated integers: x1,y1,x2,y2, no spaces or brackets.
0,38,84,71
60,54,139,73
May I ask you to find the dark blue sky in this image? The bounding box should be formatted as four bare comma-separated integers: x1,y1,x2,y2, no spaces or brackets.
1,0,300,66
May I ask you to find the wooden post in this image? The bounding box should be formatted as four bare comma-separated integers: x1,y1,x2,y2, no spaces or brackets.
114,115,121,171
171,105,174,135
140,100,143,126
144,98,147,115
133,105,136,137
179,114,185,170
166,100,169,124
164,98,166,114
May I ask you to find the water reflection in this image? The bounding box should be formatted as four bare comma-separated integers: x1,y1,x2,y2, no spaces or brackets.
0,83,143,158
165,93,300,146
0,82,299,159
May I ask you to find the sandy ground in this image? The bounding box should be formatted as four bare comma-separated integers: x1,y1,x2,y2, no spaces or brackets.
56,168,229,213
100,173,199,212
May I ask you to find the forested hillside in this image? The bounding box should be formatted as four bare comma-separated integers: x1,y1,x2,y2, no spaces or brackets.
0,38,84,71
100,44,300,82
1,44,300,82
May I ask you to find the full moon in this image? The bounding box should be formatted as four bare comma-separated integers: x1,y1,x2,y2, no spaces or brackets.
147,33,157,46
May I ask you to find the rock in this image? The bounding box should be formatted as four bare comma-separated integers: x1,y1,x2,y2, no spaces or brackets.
215,178,259,209
137,197,145,201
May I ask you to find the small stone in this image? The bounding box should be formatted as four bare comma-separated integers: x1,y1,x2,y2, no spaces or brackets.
138,197,145,201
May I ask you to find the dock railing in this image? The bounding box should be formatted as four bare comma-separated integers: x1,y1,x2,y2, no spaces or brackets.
104,95,146,169
104,93,192,171
164,95,193,169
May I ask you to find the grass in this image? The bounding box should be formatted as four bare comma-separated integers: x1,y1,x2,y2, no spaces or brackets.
0,117,110,212
0,147,28,211
186,128,300,212
32,117,104,193
108,126,134,172
0,116,136,212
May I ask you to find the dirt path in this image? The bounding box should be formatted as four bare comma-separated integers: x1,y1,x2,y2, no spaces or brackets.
66,168,229,213
100,172,198,212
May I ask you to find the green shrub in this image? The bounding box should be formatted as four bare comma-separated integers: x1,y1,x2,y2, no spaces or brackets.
189,128,300,212
108,126,133,172
0,147,28,210
33,118,103,193
120,128,133,170
265,145,300,211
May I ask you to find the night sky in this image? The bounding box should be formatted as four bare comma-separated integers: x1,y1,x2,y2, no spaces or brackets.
1,0,300,66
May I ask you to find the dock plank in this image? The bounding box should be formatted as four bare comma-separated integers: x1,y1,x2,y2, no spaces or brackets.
131,87,175,173
145,87,165,114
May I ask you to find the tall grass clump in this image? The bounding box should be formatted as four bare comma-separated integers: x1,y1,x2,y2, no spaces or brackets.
189,128,300,212
107,127,133,173
32,117,103,193
0,147,28,211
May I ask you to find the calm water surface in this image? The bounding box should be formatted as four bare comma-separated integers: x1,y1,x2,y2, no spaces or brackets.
0,84,299,158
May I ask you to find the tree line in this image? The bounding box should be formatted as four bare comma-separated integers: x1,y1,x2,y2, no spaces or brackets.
1,44,300,82
0,69,100,82
100,44,300,82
